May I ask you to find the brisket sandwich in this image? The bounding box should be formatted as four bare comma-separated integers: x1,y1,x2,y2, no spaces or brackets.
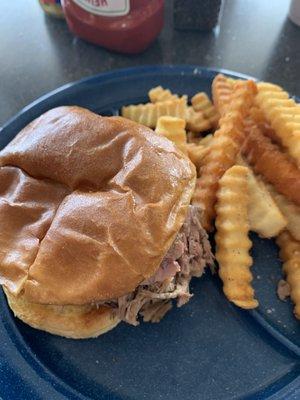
0,106,212,338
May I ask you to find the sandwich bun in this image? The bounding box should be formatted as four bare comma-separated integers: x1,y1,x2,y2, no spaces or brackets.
4,288,120,339
0,106,196,306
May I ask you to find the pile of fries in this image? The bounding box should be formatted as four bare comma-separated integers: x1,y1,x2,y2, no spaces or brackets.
121,75,300,320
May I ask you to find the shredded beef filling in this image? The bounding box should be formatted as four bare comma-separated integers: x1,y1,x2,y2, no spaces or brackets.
100,205,213,325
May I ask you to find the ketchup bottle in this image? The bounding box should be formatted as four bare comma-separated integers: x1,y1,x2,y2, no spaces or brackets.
61,0,164,54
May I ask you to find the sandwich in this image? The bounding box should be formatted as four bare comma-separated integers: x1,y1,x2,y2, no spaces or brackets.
0,106,213,338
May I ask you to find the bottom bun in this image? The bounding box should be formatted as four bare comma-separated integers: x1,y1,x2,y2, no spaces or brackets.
4,288,120,339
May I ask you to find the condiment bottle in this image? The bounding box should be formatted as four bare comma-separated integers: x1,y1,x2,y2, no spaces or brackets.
61,0,164,54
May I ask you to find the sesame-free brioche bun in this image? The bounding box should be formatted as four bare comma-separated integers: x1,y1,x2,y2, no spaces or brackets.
0,106,196,306
4,288,119,339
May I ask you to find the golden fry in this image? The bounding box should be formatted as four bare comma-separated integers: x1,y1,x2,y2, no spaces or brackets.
211,74,234,117
255,83,291,117
236,156,287,238
215,165,258,309
265,183,300,241
277,230,300,261
185,143,210,170
155,116,187,154
242,124,300,206
121,97,187,128
186,131,203,144
186,132,213,148
276,231,300,319
156,116,210,162
270,105,300,167
257,82,283,93
192,134,240,231
155,116,186,141
250,107,282,145
186,107,211,133
191,92,219,128
250,106,266,125
198,134,214,147
256,82,300,166
148,86,178,103
192,80,257,230
226,77,240,86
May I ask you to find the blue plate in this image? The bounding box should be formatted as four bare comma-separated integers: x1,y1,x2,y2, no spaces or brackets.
0,66,299,400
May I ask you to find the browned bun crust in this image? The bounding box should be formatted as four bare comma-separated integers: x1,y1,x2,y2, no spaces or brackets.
0,106,196,305
4,288,119,339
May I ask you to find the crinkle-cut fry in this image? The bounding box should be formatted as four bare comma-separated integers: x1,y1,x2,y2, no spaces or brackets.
270,105,300,167
188,134,214,157
211,74,234,117
257,82,283,92
242,115,255,135
192,80,257,230
148,86,178,103
236,156,287,238
226,77,241,86
276,231,300,261
191,92,215,117
191,92,219,128
215,165,258,309
155,116,187,154
282,259,300,318
264,182,300,241
121,97,187,128
185,143,210,170
255,82,300,166
186,131,202,144
187,132,213,148
242,124,300,206
256,82,291,116
250,107,282,145
198,134,214,147
186,107,211,133
276,231,300,319
250,106,266,125
192,133,240,230
155,116,186,143
256,91,291,111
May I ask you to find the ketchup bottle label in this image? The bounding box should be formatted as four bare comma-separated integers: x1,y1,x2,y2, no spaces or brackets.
72,0,130,16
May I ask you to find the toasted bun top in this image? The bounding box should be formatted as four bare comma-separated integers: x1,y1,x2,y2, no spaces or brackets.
0,106,195,305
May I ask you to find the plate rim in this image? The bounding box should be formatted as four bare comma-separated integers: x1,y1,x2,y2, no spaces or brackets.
1,65,258,133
